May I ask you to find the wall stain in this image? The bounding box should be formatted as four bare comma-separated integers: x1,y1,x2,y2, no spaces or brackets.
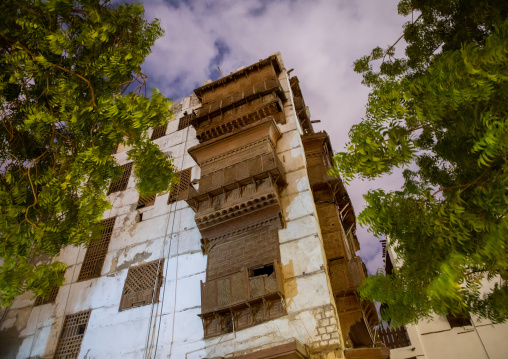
115,251,152,272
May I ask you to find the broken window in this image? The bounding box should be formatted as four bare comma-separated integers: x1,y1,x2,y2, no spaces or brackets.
78,217,116,281
167,168,192,204
107,162,133,195
119,259,164,311
151,123,167,140
54,310,91,359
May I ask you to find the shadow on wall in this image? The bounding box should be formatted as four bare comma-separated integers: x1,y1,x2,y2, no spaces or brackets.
282,259,296,308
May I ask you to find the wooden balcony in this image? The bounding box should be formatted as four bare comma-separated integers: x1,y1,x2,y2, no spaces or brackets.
376,326,411,349
195,77,285,119
200,261,284,315
189,150,285,204
329,257,365,295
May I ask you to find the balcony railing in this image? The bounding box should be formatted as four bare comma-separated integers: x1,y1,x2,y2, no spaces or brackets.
375,326,411,349
200,260,284,315
329,257,365,295
192,151,285,200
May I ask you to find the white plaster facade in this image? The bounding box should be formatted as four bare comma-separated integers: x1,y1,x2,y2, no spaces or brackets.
0,53,345,359
386,246,508,359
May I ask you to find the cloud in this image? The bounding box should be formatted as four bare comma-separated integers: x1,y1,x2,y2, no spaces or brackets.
141,0,409,273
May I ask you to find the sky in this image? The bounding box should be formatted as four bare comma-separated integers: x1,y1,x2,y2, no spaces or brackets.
140,0,409,274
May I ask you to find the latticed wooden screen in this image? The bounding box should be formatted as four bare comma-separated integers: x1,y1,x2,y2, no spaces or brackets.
78,217,116,281
34,281,61,306
111,143,119,155
119,259,164,311
167,168,192,204
107,162,133,195
178,113,194,130
136,194,156,209
151,124,168,140
54,310,91,359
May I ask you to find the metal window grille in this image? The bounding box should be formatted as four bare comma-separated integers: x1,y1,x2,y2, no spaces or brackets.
119,259,164,311
78,217,116,281
136,194,156,209
151,124,168,140
178,113,194,130
54,310,91,359
107,162,133,195
34,285,60,306
167,168,192,204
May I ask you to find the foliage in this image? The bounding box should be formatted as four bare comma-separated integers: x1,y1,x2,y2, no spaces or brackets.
333,0,508,326
0,0,176,306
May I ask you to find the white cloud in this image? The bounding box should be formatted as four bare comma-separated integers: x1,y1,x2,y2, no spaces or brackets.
142,0,409,273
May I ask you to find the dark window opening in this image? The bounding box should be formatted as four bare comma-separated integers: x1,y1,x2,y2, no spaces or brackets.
251,264,274,277
223,315,233,333
385,252,394,275
138,213,143,222
447,313,472,328
77,324,86,335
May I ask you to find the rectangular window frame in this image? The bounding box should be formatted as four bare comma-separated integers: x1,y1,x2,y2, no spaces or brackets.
54,310,91,359
119,259,164,311
78,217,116,281
151,123,168,140
107,162,133,195
167,168,192,204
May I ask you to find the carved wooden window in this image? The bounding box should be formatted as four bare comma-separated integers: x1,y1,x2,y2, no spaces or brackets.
178,113,194,130
446,313,472,328
119,259,164,311
151,124,167,140
167,168,192,204
34,284,60,306
136,194,156,209
78,217,116,281
54,310,91,359
107,162,133,195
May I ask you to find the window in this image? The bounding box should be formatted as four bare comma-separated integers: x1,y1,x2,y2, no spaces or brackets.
151,124,167,140
78,217,116,281
136,194,156,209
54,310,91,359
178,113,194,130
447,313,472,328
34,271,64,306
119,259,164,311
34,285,60,306
167,168,192,204
111,143,119,155
107,162,133,195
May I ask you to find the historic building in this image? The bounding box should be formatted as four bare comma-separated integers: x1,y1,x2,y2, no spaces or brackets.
0,53,387,358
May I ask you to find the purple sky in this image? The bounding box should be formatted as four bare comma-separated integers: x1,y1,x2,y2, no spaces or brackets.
140,0,408,274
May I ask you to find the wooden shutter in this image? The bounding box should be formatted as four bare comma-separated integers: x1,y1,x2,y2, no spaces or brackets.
167,168,192,204
78,217,116,281
107,162,133,195
54,310,91,359
119,259,164,311
34,284,60,306
178,113,194,130
136,194,156,209
151,124,168,140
